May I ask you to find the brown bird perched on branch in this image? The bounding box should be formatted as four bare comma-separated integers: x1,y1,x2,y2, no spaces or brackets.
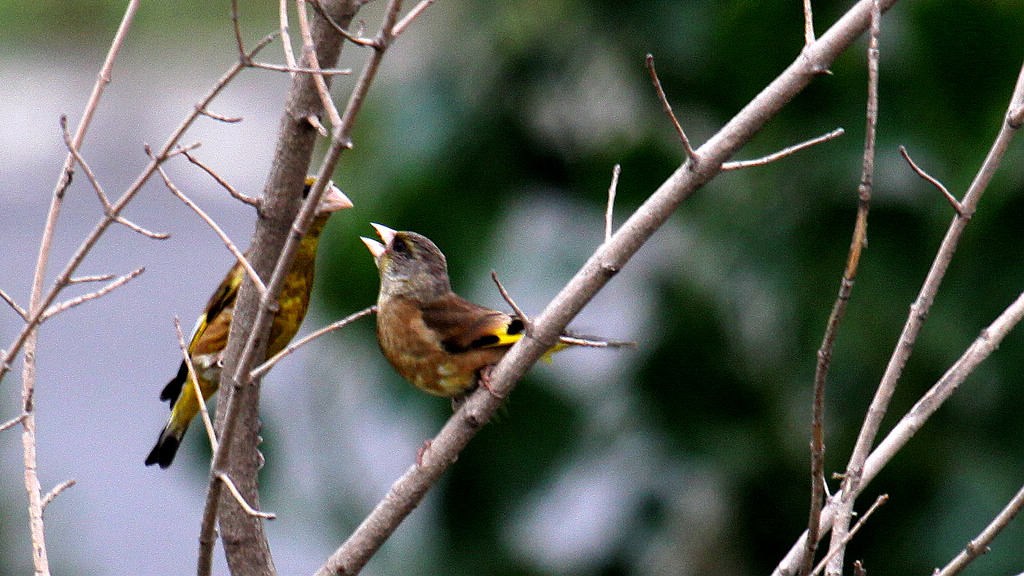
361,223,630,398
145,177,353,468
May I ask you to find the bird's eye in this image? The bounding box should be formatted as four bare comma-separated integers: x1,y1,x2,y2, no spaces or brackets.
391,237,409,255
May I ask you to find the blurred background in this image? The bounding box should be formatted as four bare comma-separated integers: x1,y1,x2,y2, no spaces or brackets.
2,0,1024,574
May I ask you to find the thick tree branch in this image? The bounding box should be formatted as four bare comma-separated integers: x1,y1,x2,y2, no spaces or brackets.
199,0,406,574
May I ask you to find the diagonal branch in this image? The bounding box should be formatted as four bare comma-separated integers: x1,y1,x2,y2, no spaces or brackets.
934,478,1024,576
721,127,844,170
250,305,375,379
151,161,267,296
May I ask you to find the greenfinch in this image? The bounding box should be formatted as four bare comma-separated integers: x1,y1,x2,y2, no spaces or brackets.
145,178,352,468
361,223,628,398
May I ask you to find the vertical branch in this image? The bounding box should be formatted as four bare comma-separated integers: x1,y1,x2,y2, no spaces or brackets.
801,3,879,576
197,0,408,573
20,3,141,575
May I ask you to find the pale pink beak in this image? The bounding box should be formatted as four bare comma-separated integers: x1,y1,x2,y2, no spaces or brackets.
360,223,398,267
318,181,354,213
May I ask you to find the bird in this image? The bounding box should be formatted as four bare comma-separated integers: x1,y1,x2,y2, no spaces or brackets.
145,177,353,468
361,223,630,398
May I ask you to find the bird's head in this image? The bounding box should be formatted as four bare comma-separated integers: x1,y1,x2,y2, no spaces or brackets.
361,223,451,300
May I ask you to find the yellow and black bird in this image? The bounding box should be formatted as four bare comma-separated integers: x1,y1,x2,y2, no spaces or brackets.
145,178,352,468
361,223,629,398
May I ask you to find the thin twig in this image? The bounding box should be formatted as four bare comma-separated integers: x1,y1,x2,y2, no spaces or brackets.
40,479,76,512
722,127,845,170
68,274,115,283
645,53,698,166
934,479,1024,576
61,115,111,209
0,413,27,433
230,0,246,60
114,216,171,239
811,494,888,576
61,115,169,239
605,164,621,242
803,0,816,45
899,145,964,216
174,317,218,454
216,473,276,519
0,11,276,391
181,149,261,208
150,161,267,296
199,107,243,123
312,0,376,46
0,288,27,320
248,61,352,75
251,305,375,379
392,0,435,37
42,267,145,321
20,3,142,573
824,3,880,574
280,0,298,77
296,0,345,128
490,271,531,328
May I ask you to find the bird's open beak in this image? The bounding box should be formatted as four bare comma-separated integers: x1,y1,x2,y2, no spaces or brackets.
319,181,354,213
360,223,397,268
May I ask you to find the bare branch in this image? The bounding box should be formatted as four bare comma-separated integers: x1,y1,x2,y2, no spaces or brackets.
248,61,352,76
811,495,888,576
17,5,142,572
899,145,964,216
217,473,276,519
68,274,115,284
392,0,435,37
297,0,345,128
0,288,28,320
605,164,621,242
0,33,275,388
41,267,145,321
181,149,261,208
0,413,26,433
934,480,1024,576
823,35,1024,576
151,162,267,296
199,107,243,123
645,53,698,166
490,271,531,329
230,0,246,60
119,216,173,239
174,317,218,454
40,479,76,512
251,305,375,379
803,0,816,45
61,115,111,210
279,0,298,77
312,0,376,46
722,127,845,170
824,3,880,574
201,1,383,572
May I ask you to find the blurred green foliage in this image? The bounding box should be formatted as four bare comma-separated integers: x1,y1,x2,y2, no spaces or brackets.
4,0,1024,574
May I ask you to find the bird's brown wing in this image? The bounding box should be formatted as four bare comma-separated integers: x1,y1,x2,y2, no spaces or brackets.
419,293,525,354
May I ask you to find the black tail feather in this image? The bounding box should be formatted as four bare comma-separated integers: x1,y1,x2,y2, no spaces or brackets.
145,432,181,469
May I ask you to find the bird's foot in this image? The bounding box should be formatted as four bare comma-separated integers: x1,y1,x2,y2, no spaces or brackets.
478,365,506,400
